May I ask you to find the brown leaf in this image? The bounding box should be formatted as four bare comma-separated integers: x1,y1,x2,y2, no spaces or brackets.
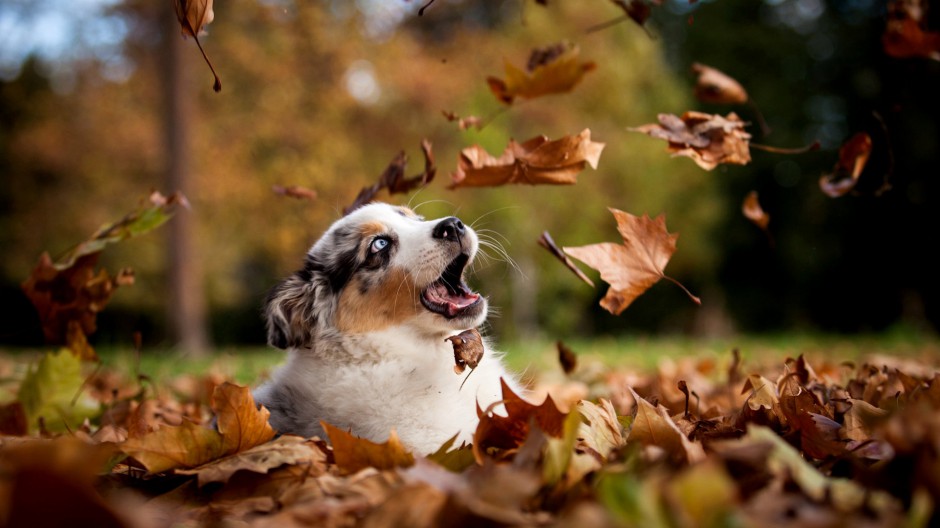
442,110,484,131
742,190,770,230
173,0,221,91
539,231,594,287
272,184,318,201
564,208,700,315
630,111,752,171
446,328,484,375
819,132,873,198
451,129,604,188
322,421,415,475
628,387,705,465
692,63,748,105
883,0,940,61
473,379,568,462
120,382,274,473
176,435,328,486
0,401,28,436
345,140,436,215
557,340,577,375
487,42,596,105
214,382,277,454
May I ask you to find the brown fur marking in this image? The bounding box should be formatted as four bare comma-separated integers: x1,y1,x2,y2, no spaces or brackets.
334,267,422,333
358,221,387,238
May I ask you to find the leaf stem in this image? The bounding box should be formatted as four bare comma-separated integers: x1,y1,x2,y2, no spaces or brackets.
192,34,222,92
662,274,702,305
751,140,820,155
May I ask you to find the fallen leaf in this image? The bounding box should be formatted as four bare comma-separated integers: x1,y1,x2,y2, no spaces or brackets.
176,435,328,486
16,349,100,433
426,435,476,473
322,421,415,475
842,398,890,443
473,379,568,462
630,111,752,171
173,0,221,91
741,374,779,411
487,42,596,105
692,63,748,104
819,132,872,198
564,208,700,315
272,184,318,201
451,129,604,188
121,382,274,473
345,140,435,214
627,388,704,465
539,231,594,287
446,328,484,375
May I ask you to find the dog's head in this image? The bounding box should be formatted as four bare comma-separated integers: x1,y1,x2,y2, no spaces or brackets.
265,203,487,348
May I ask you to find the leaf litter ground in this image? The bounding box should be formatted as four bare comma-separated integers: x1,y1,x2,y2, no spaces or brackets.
1,341,939,527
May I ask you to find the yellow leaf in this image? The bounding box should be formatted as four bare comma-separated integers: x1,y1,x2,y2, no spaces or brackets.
487,43,596,105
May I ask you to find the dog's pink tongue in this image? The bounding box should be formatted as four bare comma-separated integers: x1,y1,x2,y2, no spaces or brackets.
428,283,479,316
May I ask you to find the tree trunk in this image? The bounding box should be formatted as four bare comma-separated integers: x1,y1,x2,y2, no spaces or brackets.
163,8,209,355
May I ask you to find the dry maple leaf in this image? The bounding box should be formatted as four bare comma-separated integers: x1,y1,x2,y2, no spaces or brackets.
627,388,705,465
691,63,748,105
563,208,700,315
120,382,274,474
446,328,484,375
176,435,328,487
173,0,221,91
450,129,604,188
819,132,873,198
473,378,567,463
630,111,752,171
742,191,770,230
487,42,596,105
322,421,415,475
345,140,436,215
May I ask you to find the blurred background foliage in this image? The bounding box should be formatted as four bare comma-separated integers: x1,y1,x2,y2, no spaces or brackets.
0,0,937,350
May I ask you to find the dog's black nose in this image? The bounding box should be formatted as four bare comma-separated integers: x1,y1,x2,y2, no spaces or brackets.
432,217,466,241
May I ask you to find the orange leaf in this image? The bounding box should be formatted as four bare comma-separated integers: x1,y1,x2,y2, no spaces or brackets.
214,382,277,454
564,208,700,315
176,435,328,486
819,132,872,198
322,421,415,475
450,129,604,188
742,190,770,230
692,63,748,105
630,111,752,171
487,43,596,105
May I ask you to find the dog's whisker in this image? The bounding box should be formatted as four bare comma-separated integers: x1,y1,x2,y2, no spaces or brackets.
410,198,453,214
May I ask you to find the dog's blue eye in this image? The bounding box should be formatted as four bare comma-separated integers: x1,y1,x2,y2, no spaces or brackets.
370,238,389,253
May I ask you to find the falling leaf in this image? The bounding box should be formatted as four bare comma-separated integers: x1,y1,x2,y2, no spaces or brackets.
539,231,594,287
487,43,596,105
446,328,484,375
564,208,700,315
121,382,274,473
345,140,436,214
173,0,222,91
16,350,100,433
177,435,328,486
473,379,568,462
21,192,183,345
442,110,484,131
742,191,770,231
451,129,604,188
692,63,748,104
883,0,940,61
630,111,752,171
557,341,577,375
272,185,318,201
322,421,415,475
819,132,873,198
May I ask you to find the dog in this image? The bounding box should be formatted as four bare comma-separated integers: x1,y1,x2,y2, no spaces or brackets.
253,202,522,454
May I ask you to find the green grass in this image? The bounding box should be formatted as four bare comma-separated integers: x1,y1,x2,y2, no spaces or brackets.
2,328,938,392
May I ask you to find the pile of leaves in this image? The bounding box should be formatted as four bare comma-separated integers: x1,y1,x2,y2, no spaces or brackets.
0,346,938,526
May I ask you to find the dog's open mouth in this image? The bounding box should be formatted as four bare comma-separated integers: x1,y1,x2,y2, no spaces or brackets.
421,253,482,318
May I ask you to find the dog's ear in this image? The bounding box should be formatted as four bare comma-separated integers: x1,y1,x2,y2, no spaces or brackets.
264,273,317,349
